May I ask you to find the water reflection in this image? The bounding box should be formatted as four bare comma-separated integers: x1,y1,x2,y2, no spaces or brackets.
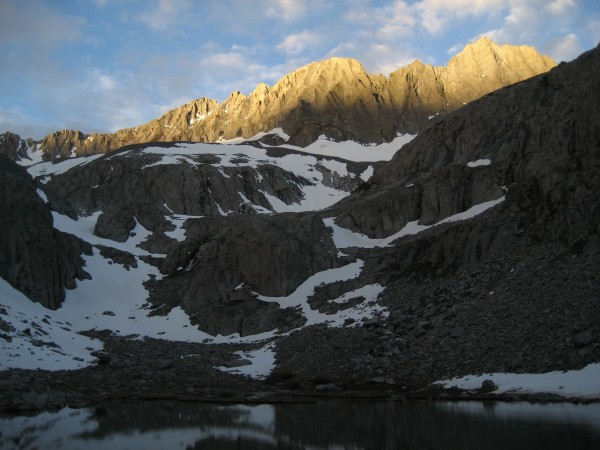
1,399,599,450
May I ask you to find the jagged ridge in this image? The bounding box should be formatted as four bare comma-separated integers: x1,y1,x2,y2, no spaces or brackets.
17,37,555,159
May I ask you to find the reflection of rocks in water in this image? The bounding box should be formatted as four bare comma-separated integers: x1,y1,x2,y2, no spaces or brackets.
2,400,599,449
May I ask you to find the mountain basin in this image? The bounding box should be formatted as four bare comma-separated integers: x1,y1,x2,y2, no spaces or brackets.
1,399,599,449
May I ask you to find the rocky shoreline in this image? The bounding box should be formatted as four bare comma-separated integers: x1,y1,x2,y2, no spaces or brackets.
1,328,597,415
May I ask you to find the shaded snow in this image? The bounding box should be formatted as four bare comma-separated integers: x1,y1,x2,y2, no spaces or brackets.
164,213,203,242
26,154,104,182
0,278,102,371
36,188,48,203
218,342,276,379
324,196,505,249
16,145,45,167
3,133,515,377
360,165,374,181
134,142,358,212
272,133,415,162
258,260,387,328
467,158,491,167
436,363,600,399
217,127,291,144
1,199,389,371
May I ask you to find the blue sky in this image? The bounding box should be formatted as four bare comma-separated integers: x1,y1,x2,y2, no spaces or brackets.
1,0,598,139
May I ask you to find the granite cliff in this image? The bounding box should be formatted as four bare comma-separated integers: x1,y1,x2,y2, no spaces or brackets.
2,37,555,160
0,156,90,309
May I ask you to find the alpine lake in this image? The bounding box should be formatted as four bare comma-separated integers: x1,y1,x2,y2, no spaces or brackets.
1,398,599,449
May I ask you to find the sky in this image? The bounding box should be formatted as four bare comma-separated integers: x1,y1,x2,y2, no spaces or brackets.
1,0,598,139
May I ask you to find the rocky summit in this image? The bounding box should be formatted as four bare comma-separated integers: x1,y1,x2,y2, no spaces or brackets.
0,40,599,412
1,37,554,161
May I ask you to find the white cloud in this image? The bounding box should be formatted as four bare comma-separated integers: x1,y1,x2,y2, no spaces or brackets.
201,52,247,70
138,0,192,31
86,70,119,92
473,1,586,61
416,0,506,34
547,0,575,15
265,0,308,22
276,30,321,55
543,33,582,61
447,43,464,56
344,1,416,40
328,42,418,75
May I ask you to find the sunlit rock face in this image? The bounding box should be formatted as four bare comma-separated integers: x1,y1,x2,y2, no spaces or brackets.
32,37,554,158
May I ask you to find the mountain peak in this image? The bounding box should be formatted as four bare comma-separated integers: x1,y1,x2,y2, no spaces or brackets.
25,38,556,158
470,35,496,47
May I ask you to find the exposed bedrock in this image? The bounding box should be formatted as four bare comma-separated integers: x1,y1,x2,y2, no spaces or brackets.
331,45,600,244
147,213,341,336
0,155,90,309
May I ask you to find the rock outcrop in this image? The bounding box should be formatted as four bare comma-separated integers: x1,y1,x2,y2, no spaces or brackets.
40,144,367,255
269,44,600,384
333,42,599,245
0,155,91,309
148,213,341,336
34,37,554,158
0,132,35,162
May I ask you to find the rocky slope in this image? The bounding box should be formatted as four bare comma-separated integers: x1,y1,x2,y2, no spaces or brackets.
0,44,597,409
7,37,554,160
273,43,600,384
0,156,90,309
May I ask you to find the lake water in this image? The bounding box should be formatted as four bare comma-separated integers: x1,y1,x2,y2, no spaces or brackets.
1,399,599,449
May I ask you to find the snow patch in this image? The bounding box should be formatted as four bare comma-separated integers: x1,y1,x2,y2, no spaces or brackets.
271,133,416,162
324,196,505,249
164,214,203,242
360,165,374,181
36,188,48,203
436,363,600,399
26,154,104,182
16,144,45,167
218,342,276,379
0,278,103,371
258,260,387,328
216,127,291,144
467,158,491,167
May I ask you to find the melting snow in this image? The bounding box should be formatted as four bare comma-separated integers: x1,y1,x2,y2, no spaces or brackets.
273,133,415,162
164,213,203,242
218,342,277,379
26,154,104,182
324,196,505,249
36,188,48,203
360,165,374,181
467,158,491,167
436,364,600,399
16,145,45,167
217,127,291,144
0,278,103,371
258,260,387,328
